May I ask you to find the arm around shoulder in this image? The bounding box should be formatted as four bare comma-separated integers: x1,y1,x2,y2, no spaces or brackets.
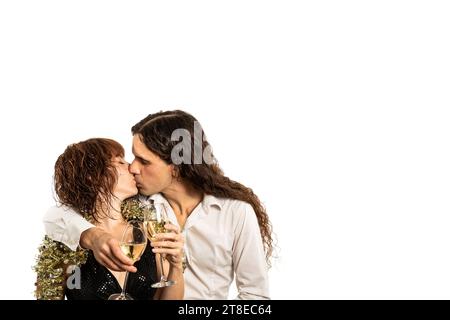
43,206,95,251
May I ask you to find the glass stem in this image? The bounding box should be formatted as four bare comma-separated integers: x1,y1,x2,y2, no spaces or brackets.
121,271,130,296
160,254,166,281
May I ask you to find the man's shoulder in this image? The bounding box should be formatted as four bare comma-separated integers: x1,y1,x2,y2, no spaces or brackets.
215,197,253,216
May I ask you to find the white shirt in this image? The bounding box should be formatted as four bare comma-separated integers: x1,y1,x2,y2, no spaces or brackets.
43,194,270,300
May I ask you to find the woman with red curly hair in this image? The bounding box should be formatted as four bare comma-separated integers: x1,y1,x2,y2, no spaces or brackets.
35,138,184,300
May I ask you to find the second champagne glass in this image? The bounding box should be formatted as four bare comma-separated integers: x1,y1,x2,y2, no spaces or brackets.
108,220,147,300
145,203,176,288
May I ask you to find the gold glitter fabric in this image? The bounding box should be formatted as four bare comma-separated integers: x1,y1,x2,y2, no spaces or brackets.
33,236,88,300
33,196,151,300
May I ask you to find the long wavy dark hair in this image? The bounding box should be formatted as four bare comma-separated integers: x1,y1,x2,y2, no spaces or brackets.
54,138,124,222
132,110,273,264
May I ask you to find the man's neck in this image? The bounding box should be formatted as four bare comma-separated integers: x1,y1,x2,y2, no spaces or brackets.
162,181,203,221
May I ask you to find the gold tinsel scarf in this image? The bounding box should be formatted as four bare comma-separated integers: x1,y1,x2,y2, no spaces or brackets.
33,197,148,300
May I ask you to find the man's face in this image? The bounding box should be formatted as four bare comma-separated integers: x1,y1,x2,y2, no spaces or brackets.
129,134,174,196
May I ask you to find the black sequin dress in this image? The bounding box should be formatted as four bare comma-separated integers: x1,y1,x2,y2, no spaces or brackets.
65,241,157,300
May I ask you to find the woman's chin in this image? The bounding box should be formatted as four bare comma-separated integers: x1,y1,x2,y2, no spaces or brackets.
125,188,139,198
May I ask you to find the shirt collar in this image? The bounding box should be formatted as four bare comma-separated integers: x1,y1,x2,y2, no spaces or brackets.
202,194,222,211
146,193,222,211
147,193,167,205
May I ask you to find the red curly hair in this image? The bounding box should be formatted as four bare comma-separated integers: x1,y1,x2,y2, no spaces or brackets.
54,138,124,222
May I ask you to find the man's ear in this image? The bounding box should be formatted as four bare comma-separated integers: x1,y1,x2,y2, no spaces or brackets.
170,164,180,180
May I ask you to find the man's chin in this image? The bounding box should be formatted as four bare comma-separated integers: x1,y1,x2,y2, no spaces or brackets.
137,187,152,196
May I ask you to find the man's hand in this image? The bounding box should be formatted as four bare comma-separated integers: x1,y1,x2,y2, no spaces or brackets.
80,227,137,272
150,223,185,271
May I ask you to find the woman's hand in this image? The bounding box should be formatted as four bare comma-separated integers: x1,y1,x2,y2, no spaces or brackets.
150,223,185,270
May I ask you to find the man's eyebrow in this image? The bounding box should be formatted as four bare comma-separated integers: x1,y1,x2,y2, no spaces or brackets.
137,156,150,162
132,147,150,162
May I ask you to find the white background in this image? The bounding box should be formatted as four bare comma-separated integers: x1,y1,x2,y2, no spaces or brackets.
1,1,450,299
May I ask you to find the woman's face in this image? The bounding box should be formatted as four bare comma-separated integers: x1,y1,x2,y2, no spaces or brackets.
112,156,138,200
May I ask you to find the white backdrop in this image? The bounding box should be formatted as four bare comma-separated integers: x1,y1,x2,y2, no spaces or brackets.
1,1,450,300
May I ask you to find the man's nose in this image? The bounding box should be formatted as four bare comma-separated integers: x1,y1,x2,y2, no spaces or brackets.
129,160,139,174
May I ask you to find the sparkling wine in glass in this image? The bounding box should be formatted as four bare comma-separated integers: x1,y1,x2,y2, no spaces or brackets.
144,203,176,288
108,220,147,300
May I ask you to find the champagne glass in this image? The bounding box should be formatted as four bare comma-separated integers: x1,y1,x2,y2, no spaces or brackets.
108,220,147,300
145,203,176,288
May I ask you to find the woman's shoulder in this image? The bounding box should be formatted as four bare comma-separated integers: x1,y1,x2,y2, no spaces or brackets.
34,236,88,300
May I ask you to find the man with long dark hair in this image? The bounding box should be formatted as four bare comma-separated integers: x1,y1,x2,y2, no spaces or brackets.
45,110,273,299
